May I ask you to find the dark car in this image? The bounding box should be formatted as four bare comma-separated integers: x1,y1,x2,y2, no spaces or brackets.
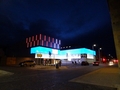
81,61,89,66
19,60,36,67
93,61,99,66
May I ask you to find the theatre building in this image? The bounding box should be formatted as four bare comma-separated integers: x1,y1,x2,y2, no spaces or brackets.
0,33,96,66
27,34,96,65
26,34,61,65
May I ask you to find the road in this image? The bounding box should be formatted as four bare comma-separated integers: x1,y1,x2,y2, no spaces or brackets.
0,64,116,90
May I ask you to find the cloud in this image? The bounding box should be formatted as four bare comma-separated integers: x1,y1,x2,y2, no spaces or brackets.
0,0,112,49
28,19,61,38
0,14,29,46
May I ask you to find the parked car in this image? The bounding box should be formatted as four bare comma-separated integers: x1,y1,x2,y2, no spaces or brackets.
93,61,99,66
19,60,36,67
81,61,89,66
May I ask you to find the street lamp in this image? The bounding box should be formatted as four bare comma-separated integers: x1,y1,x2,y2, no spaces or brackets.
92,44,96,61
92,44,96,50
98,48,102,62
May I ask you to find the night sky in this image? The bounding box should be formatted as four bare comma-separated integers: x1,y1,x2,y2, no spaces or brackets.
0,0,116,57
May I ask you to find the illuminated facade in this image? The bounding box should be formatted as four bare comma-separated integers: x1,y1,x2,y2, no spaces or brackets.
26,34,61,49
30,46,96,63
26,34,96,64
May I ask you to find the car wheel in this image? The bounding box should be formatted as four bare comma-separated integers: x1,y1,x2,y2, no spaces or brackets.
24,64,27,67
20,65,22,67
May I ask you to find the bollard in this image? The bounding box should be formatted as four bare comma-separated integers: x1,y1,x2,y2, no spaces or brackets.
56,64,59,69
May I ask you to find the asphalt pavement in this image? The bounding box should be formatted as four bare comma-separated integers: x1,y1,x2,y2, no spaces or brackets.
0,70,14,77
0,63,119,90
70,65,120,90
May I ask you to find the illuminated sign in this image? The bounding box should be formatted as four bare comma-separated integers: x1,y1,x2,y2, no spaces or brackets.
37,54,42,57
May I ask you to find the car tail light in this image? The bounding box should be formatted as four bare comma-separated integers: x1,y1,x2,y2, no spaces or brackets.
117,60,118,62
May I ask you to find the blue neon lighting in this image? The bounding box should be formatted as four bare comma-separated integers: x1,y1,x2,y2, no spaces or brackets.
30,46,60,54
60,48,96,55
30,47,96,55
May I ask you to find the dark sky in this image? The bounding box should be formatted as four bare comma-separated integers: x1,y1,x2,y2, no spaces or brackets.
0,0,116,57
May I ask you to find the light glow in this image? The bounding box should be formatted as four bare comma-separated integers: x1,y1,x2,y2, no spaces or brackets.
108,61,114,66
31,46,95,60
60,48,96,55
31,46,60,54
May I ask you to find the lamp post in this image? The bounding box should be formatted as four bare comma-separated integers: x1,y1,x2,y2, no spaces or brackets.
92,44,96,61
92,44,96,50
98,48,102,62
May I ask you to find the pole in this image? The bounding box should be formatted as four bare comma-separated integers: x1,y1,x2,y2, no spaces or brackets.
98,48,102,62
92,44,96,62
98,49,100,62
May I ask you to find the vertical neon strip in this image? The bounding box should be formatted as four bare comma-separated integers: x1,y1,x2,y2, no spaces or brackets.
59,40,61,44
42,40,43,46
27,43,29,48
46,41,48,46
26,38,28,43
40,34,41,40
57,44,59,49
29,37,31,42
54,43,56,48
37,40,39,45
36,35,37,40
39,40,41,45
32,36,34,41
52,38,54,43
56,39,57,43
50,42,52,47
33,41,35,46
30,42,32,47
44,35,46,41
48,37,50,42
